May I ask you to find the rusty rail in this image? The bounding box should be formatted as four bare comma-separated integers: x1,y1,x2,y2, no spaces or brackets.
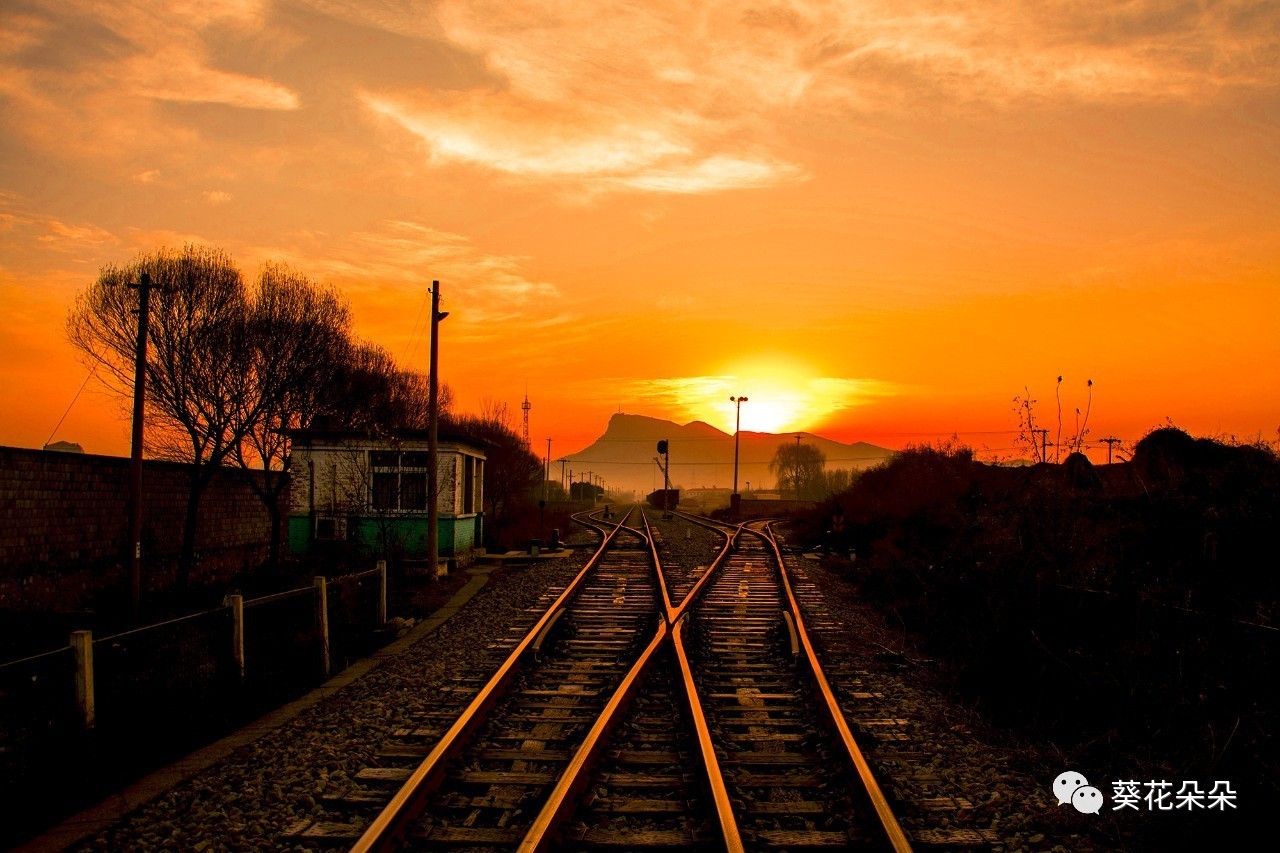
758,521,913,852
349,508,633,852
517,618,669,852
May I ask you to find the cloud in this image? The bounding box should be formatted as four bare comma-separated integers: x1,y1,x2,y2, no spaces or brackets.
250,219,560,324
344,0,1277,196
363,91,800,194
125,48,299,110
0,0,300,168
422,1,1279,114
201,190,234,205
0,197,120,257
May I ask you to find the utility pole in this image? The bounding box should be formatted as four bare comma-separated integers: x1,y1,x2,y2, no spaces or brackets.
544,439,551,502
559,458,567,493
541,437,550,543
126,272,155,620
427,281,448,581
657,440,671,518
1036,429,1049,464
1101,437,1123,464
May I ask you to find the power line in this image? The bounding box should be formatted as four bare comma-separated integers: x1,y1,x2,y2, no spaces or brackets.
44,363,99,448
402,288,431,365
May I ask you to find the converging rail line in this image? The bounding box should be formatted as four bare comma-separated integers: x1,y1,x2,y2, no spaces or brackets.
338,506,911,852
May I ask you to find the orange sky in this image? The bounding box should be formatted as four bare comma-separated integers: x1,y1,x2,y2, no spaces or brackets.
2,1,1278,463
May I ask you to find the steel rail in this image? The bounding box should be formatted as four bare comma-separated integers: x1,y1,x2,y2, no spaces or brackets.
665,509,739,624
755,521,913,852
516,618,668,852
673,614,745,852
637,510,675,619
519,506,746,852
349,508,635,852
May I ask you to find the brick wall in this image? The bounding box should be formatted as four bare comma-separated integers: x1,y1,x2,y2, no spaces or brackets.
0,446,284,610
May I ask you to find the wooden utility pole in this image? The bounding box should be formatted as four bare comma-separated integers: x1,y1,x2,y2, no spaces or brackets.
1101,437,1123,464
1036,429,1049,464
126,271,155,620
427,281,446,580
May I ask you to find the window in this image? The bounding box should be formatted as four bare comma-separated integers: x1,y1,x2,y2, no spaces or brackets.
463,456,475,514
369,451,431,512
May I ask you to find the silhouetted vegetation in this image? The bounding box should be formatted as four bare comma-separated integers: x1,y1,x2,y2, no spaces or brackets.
448,401,544,550
67,245,446,583
792,428,1279,829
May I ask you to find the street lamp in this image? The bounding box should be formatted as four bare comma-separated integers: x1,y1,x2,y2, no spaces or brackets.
730,395,748,518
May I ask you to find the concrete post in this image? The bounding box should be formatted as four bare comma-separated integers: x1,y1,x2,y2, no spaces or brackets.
71,630,94,731
314,576,330,679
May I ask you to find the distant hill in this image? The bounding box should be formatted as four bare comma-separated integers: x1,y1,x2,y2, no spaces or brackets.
564,413,894,496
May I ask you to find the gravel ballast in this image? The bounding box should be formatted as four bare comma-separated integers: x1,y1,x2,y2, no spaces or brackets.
64,540,597,851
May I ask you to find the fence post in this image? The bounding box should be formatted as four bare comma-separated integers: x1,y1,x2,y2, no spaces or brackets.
227,594,245,684
314,576,330,679
71,630,94,731
377,560,387,625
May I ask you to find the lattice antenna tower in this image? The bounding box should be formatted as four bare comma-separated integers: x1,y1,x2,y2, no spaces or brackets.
521,390,532,446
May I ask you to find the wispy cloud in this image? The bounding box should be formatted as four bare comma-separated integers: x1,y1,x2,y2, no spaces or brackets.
344,0,1277,195
250,219,561,342
362,91,801,194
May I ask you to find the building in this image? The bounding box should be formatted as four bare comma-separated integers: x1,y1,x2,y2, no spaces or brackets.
286,428,487,562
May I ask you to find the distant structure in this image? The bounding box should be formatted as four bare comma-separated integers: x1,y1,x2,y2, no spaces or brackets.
42,440,84,453
521,392,532,446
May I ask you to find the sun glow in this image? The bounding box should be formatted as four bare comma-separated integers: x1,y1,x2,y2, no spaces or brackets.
721,387,809,434
614,357,898,436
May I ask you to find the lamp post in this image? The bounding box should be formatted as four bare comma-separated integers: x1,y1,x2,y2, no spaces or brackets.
730,395,748,517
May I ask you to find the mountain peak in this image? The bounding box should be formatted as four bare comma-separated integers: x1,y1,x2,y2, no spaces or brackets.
573,413,894,493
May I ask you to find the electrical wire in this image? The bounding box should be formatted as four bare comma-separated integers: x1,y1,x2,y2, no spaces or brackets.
44,363,98,448
402,288,431,366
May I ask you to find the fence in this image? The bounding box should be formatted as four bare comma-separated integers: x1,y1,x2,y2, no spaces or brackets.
0,562,389,746
94,607,239,734
0,645,78,774
327,567,386,671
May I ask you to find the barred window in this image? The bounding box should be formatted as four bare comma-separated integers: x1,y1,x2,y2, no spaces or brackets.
370,451,431,512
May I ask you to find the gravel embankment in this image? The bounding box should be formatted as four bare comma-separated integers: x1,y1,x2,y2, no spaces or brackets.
74,538,598,851
780,534,1132,852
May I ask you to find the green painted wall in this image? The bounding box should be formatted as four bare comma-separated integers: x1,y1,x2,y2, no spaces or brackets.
287,514,480,559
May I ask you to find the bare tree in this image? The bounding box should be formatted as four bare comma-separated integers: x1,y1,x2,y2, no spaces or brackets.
770,441,827,500
68,245,267,588
322,342,453,432
232,262,353,567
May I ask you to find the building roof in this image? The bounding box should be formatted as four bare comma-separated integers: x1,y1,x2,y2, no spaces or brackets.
283,427,494,450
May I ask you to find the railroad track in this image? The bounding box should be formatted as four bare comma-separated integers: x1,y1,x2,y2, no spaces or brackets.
294,506,912,851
